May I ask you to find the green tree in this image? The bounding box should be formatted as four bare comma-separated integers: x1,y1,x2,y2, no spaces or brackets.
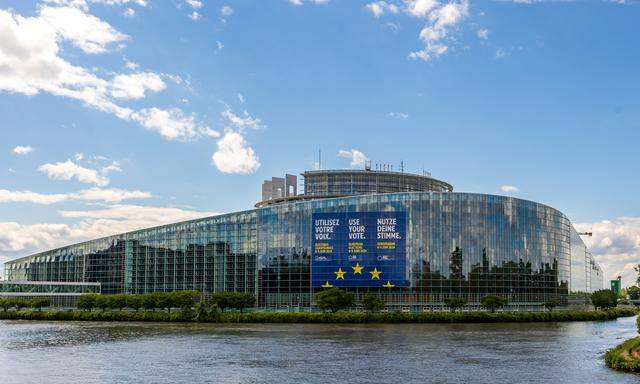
12,298,29,311
0,298,10,312
126,295,142,311
95,295,109,311
107,294,127,311
77,294,98,311
543,298,561,312
209,292,232,312
194,297,209,322
362,293,385,312
627,286,640,300
142,294,157,312
172,291,200,310
591,289,618,310
29,298,51,311
635,265,640,286
231,293,255,313
153,292,174,312
315,288,355,312
443,297,468,312
480,295,508,313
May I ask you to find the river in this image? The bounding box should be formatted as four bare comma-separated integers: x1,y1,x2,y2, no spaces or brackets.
0,316,638,383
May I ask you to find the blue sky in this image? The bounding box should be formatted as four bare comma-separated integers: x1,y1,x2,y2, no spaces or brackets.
1,0,639,285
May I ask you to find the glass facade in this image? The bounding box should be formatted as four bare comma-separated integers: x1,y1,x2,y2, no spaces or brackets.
4,192,603,311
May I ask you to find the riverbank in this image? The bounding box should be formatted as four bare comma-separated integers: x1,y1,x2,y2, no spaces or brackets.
0,308,635,323
605,315,640,373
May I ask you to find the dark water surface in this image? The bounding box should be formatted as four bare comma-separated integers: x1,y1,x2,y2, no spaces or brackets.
0,316,638,384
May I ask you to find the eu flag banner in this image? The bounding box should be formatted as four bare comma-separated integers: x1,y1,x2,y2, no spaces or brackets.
311,211,407,289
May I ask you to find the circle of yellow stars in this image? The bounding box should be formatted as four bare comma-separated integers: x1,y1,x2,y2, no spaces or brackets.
321,262,395,289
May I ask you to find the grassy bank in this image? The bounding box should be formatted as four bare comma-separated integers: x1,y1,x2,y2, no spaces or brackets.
605,314,640,373
606,337,640,372
0,308,635,324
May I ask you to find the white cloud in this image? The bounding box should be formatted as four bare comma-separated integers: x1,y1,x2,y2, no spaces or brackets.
221,107,263,130
216,41,224,51
202,127,221,138
366,1,399,18
184,0,203,9
131,107,201,140
576,217,640,288
338,149,367,168
0,7,210,142
388,111,409,119
290,0,330,5
110,72,166,100
405,0,439,17
0,204,218,253
39,160,110,186
12,146,34,155
0,190,69,205
220,5,233,17
500,185,519,193
212,129,260,174
495,47,507,59
0,187,151,204
409,1,470,61
39,5,128,54
237,93,245,104
123,8,135,17
125,61,139,70
477,28,489,39
189,11,201,21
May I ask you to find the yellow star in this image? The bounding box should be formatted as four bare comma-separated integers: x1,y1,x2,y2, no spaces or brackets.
322,281,333,288
383,281,395,288
369,268,381,280
334,268,346,280
352,263,363,275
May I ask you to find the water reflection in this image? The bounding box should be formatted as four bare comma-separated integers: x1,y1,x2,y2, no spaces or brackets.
0,318,638,384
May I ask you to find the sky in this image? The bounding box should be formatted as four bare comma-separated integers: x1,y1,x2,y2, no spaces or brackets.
1,0,639,286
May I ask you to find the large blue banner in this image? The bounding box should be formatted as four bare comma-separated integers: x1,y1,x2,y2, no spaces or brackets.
311,211,407,289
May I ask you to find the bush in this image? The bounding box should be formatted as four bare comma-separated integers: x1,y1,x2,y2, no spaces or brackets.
77,294,99,311
480,295,508,313
29,298,51,311
107,294,127,311
0,307,636,323
209,292,255,312
0,298,11,312
591,289,618,310
443,297,468,312
362,293,385,312
315,288,355,312
126,295,142,311
543,298,561,312
605,337,640,372
628,286,640,300
95,295,109,311
142,294,157,312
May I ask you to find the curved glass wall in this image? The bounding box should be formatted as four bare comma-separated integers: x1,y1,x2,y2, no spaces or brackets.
4,192,602,311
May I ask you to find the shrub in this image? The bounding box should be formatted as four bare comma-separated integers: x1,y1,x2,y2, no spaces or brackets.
210,292,255,312
605,337,640,372
107,294,127,311
443,297,468,312
172,291,200,310
94,295,109,311
362,293,385,312
126,295,142,311
29,298,51,311
77,294,99,311
628,286,640,300
142,294,157,312
0,298,11,312
544,298,561,312
480,295,508,313
591,289,618,310
315,288,355,312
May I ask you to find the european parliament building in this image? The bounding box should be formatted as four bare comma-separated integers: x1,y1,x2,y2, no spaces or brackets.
4,168,603,311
